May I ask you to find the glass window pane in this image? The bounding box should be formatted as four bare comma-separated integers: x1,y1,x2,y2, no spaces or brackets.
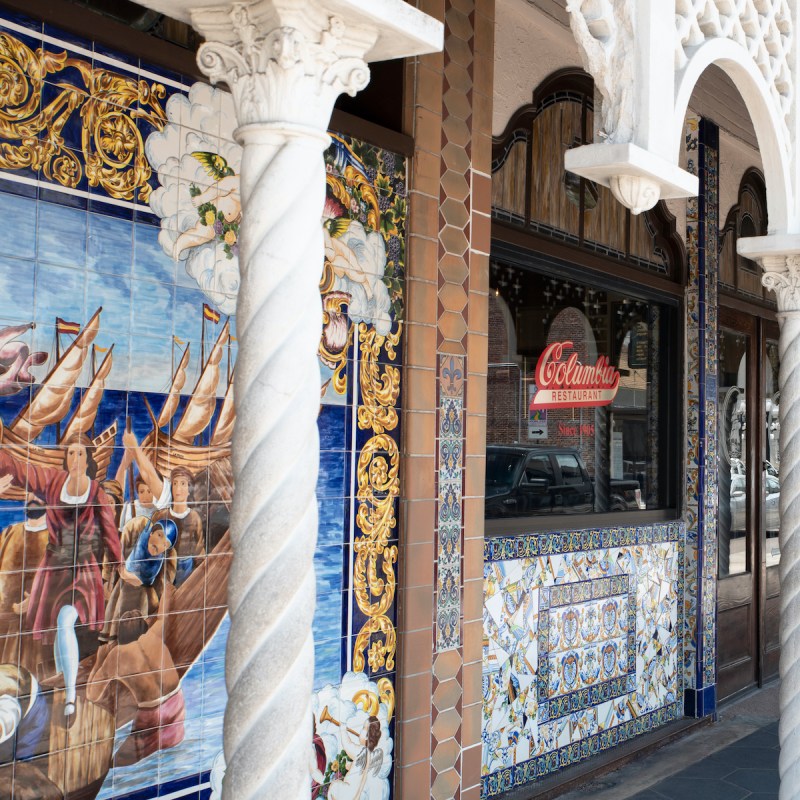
525,455,553,484
555,453,583,485
718,328,749,577
766,339,780,567
485,262,677,522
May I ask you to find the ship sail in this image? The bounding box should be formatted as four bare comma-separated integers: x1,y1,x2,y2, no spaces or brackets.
157,344,191,429
210,372,234,446
172,319,229,444
10,308,101,441
60,346,114,441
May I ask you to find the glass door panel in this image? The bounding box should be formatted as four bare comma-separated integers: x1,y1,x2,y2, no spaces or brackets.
765,339,780,568
719,329,750,577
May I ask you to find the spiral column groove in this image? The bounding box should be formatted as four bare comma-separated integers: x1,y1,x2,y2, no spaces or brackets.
762,259,800,800
777,309,800,799
193,6,375,800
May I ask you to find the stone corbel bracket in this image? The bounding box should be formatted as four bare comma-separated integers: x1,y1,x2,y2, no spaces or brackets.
565,142,698,215
565,0,698,214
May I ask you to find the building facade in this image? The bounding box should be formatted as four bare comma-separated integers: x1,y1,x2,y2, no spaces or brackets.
0,1,795,799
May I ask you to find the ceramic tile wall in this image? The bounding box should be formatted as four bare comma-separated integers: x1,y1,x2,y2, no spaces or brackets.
397,0,493,798
682,116,719,714
0,8,407,799
481,523,684,797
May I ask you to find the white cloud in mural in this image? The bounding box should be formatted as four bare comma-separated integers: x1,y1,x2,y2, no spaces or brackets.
311,670,393,800
325,218,392,337
145,82,241,315
146,80,394,337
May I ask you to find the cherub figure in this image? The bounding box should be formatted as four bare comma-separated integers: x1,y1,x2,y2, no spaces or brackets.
310,716,384,800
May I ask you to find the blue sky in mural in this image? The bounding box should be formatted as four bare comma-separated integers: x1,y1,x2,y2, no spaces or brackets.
315,405,349,690
0,190,238,394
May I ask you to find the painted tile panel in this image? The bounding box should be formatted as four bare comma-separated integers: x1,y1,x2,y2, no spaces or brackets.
482,523,682,797
0,11,406,800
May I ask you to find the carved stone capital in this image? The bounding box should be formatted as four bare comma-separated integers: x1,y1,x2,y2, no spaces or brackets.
194,2,374,132
762,255,800,313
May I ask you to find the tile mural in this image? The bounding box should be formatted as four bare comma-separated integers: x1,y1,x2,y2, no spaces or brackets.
682,116,719,705
0,10,406,800
482,523,683,797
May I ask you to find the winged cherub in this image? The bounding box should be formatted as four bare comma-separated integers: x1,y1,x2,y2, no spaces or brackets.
171,151,241,261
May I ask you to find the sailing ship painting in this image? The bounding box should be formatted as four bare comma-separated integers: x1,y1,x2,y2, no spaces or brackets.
0,301,236,799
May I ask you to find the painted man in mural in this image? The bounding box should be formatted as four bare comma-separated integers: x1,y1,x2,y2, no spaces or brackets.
0,434,121,650
0,489,48,614
152,467,205,587
87,584,186,766
118,475,158,529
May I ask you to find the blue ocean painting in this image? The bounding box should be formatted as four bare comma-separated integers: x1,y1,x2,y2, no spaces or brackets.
314,404,349,689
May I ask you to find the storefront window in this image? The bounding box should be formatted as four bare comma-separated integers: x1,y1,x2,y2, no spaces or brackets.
485,261,678,522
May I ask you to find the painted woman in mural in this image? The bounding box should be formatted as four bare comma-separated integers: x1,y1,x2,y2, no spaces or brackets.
99,517,178,641
0,433,122,648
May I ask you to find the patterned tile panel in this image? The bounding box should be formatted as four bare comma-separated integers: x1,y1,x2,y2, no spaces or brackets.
682,116,719,701
482,523,683,797
437,353,465,651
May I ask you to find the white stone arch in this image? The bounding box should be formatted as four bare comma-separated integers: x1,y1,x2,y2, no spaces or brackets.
674,37,793,234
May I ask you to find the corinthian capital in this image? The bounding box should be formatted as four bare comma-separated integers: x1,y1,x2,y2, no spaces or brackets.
739,236,800,314
762,255,800,313
195,2,372,130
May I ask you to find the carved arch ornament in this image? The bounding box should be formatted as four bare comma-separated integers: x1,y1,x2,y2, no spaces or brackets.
565,1,796,229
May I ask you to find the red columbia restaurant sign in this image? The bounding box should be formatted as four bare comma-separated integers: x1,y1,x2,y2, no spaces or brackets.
531,341,621,408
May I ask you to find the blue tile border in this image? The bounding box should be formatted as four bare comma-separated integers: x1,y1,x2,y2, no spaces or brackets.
684,684,717,719
481,701,683,797
485,522,682,562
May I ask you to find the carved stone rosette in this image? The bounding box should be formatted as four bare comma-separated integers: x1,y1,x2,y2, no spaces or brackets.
762,255,800,799
193,5,374,799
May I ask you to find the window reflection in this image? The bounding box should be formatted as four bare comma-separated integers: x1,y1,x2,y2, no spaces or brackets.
484,263,676,521
766,341,780,567
718,329,748,577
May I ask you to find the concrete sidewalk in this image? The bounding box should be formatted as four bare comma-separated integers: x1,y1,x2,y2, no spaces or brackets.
559,683,780,800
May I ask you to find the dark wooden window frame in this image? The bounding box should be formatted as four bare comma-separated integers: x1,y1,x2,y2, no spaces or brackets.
486,70,686,536
491,67,686,285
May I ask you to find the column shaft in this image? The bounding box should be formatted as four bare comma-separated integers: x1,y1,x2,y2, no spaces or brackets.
778,308,800,799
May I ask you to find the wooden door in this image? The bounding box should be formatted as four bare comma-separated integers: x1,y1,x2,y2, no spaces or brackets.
717,310,758,700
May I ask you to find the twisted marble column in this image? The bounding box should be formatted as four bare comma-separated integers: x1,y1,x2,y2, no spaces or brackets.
162,3,441,797
195,7,372,800
762,257,800,800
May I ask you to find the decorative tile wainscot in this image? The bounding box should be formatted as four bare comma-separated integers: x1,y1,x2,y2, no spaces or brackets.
481,522,684,797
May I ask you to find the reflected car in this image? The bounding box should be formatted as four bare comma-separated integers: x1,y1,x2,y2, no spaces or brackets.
484,445,645,518
729,473,780,534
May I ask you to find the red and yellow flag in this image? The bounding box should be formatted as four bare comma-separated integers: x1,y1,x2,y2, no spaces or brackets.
56,317,80,335
203,303,220,324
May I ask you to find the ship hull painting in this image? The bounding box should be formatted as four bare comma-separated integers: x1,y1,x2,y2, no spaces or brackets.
0,310,235,800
